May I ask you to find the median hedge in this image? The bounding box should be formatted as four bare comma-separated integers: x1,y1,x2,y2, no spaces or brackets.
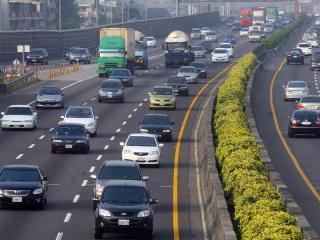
213,53,303,240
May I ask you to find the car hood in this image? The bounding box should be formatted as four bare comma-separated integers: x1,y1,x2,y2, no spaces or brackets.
2,115,34,121
212,53,228,57
100,88,121,93
0,181,41,189
111,76,129,80
53,134,88,141
63,118,94,125
150,95,174,100
178,72,196,77
140,124,170,131
100,202,148,213
123,146,159,152
165,83,187,88
37,94,62,101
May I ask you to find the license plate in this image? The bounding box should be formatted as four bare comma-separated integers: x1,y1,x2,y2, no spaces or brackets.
75,59,79,61
160,102,165,106
293,56,298,58
65,144,73,149
118,219,129,226
301,121,311,125
137,157,145,160
308,105,317,109
12,197,22,203
32,59,36,62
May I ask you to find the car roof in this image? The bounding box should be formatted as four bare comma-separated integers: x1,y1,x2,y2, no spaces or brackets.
57,122,85,127
2,164,39,170
8,105,31,108
128,133,156,137
143,113,169,118
102,160,139,167
68,105,92,110
104,180,147,188
214,48,227,51
153,85,173,89
101,79,121,84
41,86,59,89
180,66,195,69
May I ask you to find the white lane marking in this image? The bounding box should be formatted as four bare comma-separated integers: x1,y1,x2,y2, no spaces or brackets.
116,128,121,133
138,73,143,76
81,180,88,187
28,144,35,149
122,121,127,126
155,66,159,69
96,155,102,161
28,74,97,105
160,185,173,188
91,97,96,101
316,87,319,89
144,98,148,102
83,102,88,106
104,145,109,150
133,108,138,112
315,82,318,85
139,103,143,107
16,154,24,159
48,183,61,186
89,166,95,173
110,136,115,141
64,213,72,223
73,194,80,203
39,135,45,140
144,70,149,73
150,69,154,71
128,114,132,118
49,128,54,132
55,232,63,240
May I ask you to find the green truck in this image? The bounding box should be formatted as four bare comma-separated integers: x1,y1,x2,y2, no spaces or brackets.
98,28,135,77
266,7,278,23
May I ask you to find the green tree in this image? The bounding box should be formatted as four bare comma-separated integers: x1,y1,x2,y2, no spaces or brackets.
61,0,80,29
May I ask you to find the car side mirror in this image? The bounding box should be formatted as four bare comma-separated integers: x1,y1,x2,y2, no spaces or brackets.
90,174,97,180
42,176,48,181
148,92,151,96
159,143,164,148
120,142,125,146
1,112,4,116
33,112,38,116
150,198,159,204
95,116,99,119
142,176,149,181
92,197,100,202
60,116,65,119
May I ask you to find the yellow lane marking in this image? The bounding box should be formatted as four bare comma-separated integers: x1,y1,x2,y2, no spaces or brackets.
173,63,235,240
269,59,320,202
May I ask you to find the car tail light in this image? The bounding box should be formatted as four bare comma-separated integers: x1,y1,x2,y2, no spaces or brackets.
288,90,293,93
316,120,320,126
287,54,292,57
297,103,304,109
303,89,308,93
291,119,298,126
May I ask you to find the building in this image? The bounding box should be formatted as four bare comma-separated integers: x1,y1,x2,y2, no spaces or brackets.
76,0,97,28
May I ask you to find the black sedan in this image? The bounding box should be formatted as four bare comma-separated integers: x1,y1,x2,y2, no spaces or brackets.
69,48,91,64
98,79,124,103
26,48,48,65
164,76,189,96
287,48,304,65
201,41,214,53
51,123,90,154
139,114,174,142
190,62,207,78
93,180,158,239
0,165,48,209
110,69,134,87
288,110,320,137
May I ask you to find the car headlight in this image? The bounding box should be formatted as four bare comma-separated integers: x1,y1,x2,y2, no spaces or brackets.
149,97,155,102
96,183,104,195
137,210,150,217
76,140,86,143
170,97,176,102
123,150,133,154
116,90,122,94
150,151,159,155
52,139,62,143
99,208,111,217
163,129,171,133
86,122,95,127
140,129,148,133
0,189,4,195
26,56,30,59
33,188,43,195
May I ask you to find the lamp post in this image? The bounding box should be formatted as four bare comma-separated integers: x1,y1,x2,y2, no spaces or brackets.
58,0,61,30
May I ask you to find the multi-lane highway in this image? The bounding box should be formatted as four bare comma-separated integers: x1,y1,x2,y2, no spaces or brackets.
252,27,320,234
0,25,259,240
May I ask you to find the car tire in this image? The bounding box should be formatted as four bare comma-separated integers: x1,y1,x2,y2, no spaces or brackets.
185,91,189,96
37,198,46,210
168,135,173,142
288,128,294,138
51,146,56,154
204,73,207,79
120,97,125,103
93,201,97,212
98,97,102,103
60,103,64,109
165,63,169,68
90,131,97,137
83,146,90,154
94,228,103,239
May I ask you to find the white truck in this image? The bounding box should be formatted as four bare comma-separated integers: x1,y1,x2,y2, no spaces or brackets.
249,31,262,43
252,7,266,26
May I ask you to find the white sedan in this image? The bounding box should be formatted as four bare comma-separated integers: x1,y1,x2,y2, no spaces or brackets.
120,133,163,167
1,105,37,130
297,42,312,56
146,36,156,48
61,106,98,137
212,48,230,63
218,42,234,57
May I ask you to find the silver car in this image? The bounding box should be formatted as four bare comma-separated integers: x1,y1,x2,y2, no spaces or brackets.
98,79,124,103
177,66,198,84
284,81,309,101
35,86,64,109
69,48,91,64
204,31,217,42
192,46,206,58
297,95,320,111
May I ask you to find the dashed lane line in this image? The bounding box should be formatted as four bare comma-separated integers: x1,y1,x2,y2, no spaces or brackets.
73,194,80,203
28,144,35,149
89,166,95,173
39,135,45,140
133,108,138,112
96,155,102,161
122,121,127,126
104,145,109,150
64,213,72,223
16,154,24,159
81,180,88,187
116,128,121,133
128,114,132,119
110,136,115,141
55,233,63,240
139,103,143,107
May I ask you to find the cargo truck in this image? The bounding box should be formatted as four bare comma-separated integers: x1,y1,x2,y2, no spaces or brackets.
163,30,194,68
97,28,135,77
240,8,253,26
266,7,278,23
252,7,266,25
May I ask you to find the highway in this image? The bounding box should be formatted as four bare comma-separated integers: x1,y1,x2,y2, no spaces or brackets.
252,30,320,234
0,26,258,240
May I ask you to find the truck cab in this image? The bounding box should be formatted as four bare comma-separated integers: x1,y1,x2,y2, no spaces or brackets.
135,49,148,69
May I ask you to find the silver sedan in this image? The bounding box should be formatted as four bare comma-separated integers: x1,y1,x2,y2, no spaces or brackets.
284,81,309,101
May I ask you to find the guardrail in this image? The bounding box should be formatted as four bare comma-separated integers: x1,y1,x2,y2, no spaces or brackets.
0,71,36,94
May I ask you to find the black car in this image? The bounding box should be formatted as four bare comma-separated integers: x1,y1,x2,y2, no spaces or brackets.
201,41,214,53
93,180,158,239
65,47,79,60
35,86,64,109
110,69,134,87
69,48,91,64
288,110,320,138
164,76,189,96
310,51,320,70
91,160,149,210
139,114,174,142
232,23,241,31
98,79,124,103
287,48,304,65
26,48,48,65
51,123,90,154
0,165,48,209
190,62,207,78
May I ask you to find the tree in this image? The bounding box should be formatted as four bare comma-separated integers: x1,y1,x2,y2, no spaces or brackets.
61,0,80,29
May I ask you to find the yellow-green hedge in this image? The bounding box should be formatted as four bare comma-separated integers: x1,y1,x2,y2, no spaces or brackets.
214,53,303,240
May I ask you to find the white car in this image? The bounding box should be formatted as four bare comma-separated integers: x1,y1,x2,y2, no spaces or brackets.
263,24,274,33
191,46,206,58
284,81,309,101
212,48,230,63
297,42,312,56
239,28,249,36
146,36,156,48
249,31,262,42
1,105,37,130
204,31,217,42
61,106,98,137
120,133,163,167
191,29,201,39
200,27,211,36
177,66,198,83
218,42,234,57
307,38,319,48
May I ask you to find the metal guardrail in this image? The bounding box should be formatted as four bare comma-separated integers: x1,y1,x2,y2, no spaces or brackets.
0,71,35,94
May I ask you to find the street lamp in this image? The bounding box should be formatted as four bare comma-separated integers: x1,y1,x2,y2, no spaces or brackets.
58,0,61,30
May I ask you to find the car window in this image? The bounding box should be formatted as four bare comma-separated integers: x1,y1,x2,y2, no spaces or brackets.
66,107,93,118
101,81,121,89
219,44,231,48
288,82,307,88
73,48,86,54
127,136,157,147
289,49,302,54
167,77,186,84
102,186,148,204
299,43,311,47
180,67,195,73
5,107,32,115
39,87,60,95
190,63,205,68
192,47,203,51
98,166,141,180
112,70,129,76
30,49,44,55
214,49,227,54
55,125,86,135
153,87,173,95
293,111,318,120
301,97,320,103
0,169,40,182
143,115,170,125
146,37,154,41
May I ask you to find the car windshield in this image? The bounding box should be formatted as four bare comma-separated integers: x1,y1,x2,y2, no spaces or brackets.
55,125,86,135
192,47,203,51
153,87,173,95
225,35,234,39
179,67,195,73
214,49,227,54
101,81,121,89
301,97,320,103
190,63,205,68
73,48,86,54
102,186,148,204
5,107,32,115
146,37,154,41
30,49,43,55
201,42,211,47
219,44,231,48
126,136,157,147
143,115,170,125
289,49,302,54
167,76,186,84
293,111,318,120
39,87,60,95
0,169,40,182
207,32,215,35
98,166,141,180
66,107,93,118
288,82,307,88
112,70,129,76
242,28,249,31
191,30,200,33
299,44,311,47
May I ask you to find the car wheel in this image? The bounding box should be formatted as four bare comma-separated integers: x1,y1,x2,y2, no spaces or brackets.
120,97,125,103
98,97,102,103
84,145,90,154
93,201,97,212
185,91,189,96
90,131,97,137
51,146,56,154
165,63,169,68
168,135,173,142
37,198,46,210
204,73,207,79
288,128,294,138
1,127,7,131
94,228,103,239
60,103,64,109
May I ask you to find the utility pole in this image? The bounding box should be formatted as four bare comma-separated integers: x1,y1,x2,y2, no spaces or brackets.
145,0,148,21
58,0,61,30
176,0,179,17
122,0,124,23
96,0,99,26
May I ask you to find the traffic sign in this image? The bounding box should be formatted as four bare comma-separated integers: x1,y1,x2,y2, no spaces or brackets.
13,59,20,66
17,45,30,53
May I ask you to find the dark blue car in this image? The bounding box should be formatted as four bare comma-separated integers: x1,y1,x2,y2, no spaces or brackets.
224,35,236,44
